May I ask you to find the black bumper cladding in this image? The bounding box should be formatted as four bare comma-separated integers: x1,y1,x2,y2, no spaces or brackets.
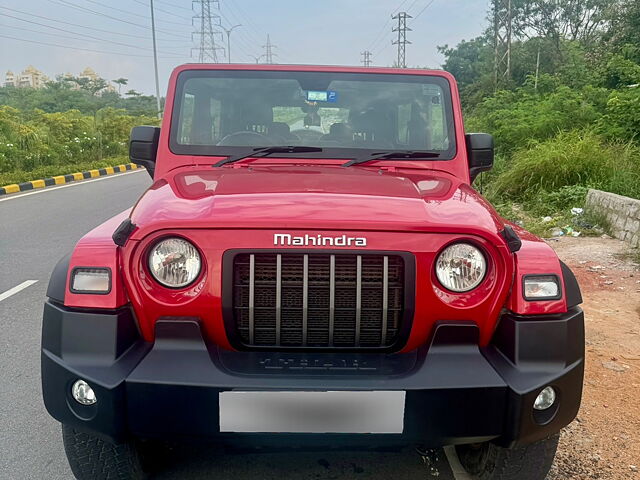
41,301,584,448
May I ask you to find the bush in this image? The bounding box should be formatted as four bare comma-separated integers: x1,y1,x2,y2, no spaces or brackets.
0,105,158,174
488,130,640,201
467,82,607,154
599,87,640,141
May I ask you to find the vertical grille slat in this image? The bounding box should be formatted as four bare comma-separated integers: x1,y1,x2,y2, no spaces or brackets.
381,255,388,346
232,252,406,350
329,254,335,347
355,255,362,347
302,254,308,346
249,254,255,344
275,254,282,346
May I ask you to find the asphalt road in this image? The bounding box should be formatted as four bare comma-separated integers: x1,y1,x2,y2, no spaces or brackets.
0,170,466,480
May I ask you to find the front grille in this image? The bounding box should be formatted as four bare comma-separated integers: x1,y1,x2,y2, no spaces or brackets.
231,253,406,349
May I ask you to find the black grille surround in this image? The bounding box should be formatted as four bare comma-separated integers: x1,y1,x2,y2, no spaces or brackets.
222,250,416,352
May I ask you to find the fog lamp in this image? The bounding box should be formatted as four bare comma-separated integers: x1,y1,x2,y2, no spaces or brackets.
534,386,556,411
71,379,97,406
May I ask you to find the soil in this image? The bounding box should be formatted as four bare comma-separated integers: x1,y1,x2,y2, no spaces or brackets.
546,236,640,480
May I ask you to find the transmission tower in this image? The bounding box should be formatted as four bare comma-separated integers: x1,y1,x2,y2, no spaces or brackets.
361,50,372,67
262,34,277,64
192,0,224,63
392,12,412,68
493,0,512,88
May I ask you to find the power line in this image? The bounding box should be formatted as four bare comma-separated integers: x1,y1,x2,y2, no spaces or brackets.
361,50,373,67
0,12,183,56
46,0,189,38
0,33,177,58
192,0,224,63
0,5,156,40
224,0,289,60
81,0,191,27
155,0,193,11
131,0,193,21
411,0,437,22
392,11,412,68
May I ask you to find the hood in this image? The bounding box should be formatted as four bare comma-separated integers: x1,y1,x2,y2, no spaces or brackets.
129,165,505,239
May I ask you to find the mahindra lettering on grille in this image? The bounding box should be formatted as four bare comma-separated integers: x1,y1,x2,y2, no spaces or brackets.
231,253,406,349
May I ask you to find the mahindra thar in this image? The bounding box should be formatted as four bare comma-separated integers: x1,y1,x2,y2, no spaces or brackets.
42,65,584,480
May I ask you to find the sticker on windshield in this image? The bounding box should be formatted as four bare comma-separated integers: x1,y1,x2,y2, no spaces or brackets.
306,90,338,103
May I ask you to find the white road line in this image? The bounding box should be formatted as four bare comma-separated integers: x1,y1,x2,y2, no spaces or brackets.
0,280,38,302
444,446,474,480
0,169,145,203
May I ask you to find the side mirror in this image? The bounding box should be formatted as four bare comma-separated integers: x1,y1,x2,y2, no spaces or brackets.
466,133,494,183
129,126,160,179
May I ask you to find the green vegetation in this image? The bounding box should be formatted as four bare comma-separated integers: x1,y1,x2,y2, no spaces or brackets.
442,0,640,236
0,79,158,185
0,74,159,186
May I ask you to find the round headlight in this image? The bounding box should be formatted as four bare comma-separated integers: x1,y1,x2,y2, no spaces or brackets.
149,238,201,288
435,243,487,292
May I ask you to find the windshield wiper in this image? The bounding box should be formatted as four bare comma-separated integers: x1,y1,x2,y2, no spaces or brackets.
213,146,323,167
342,150,441,167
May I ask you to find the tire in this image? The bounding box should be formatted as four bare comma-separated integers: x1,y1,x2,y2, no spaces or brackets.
62,424,148,480
456,434,559,480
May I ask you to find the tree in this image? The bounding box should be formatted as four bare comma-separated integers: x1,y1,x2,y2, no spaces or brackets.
112,78,128,95
125,89,142,97
511,0,615,48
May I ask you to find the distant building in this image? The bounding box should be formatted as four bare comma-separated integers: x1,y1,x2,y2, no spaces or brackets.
4,66,48,88
3,66,116,94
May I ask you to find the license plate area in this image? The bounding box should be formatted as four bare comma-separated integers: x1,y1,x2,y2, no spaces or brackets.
219,391,406,434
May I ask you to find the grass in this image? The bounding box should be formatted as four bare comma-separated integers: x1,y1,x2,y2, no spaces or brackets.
0,156,128,186
481,129,640,237
488,130,640,201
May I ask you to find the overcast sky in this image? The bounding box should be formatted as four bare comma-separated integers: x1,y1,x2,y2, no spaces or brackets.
0,0,489,95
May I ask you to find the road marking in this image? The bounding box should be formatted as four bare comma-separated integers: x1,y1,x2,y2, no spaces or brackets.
444,446,473,480
0,169,145,203
0,280,38,302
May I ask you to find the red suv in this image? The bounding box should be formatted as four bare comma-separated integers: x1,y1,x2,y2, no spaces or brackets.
42,65,584,480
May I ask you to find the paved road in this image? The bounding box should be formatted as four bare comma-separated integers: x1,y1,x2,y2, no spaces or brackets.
0,171,465,480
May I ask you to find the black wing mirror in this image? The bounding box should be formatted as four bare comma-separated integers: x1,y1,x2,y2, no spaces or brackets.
129,126,160,179
466,133,494,183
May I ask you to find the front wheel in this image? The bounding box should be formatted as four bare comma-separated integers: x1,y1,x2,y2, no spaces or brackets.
456,434,559,480
62,424,148,480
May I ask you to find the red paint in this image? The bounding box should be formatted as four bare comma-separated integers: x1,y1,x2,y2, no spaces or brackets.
62,64,572,350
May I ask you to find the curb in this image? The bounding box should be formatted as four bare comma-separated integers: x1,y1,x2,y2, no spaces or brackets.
0,163,141,196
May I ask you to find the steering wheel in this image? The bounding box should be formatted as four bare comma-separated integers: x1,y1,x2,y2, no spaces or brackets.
217,131,274,147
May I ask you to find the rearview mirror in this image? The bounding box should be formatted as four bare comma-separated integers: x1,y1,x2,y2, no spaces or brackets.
129,126,160,179
466,133,494,183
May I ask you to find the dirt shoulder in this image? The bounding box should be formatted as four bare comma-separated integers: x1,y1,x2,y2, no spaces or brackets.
547,236,640,480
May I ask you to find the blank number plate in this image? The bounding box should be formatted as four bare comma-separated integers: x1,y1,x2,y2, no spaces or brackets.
219,390,406,433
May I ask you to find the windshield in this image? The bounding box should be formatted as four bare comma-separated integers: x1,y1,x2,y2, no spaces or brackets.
170,70,456,159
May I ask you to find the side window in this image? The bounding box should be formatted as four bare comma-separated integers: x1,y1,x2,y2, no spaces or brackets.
209,97,222,142
178,93,195,144
397,103,411,145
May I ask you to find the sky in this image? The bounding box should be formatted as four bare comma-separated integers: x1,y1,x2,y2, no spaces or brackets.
0,0,489,96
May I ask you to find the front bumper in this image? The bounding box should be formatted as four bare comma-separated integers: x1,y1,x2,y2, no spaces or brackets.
41,301,584,448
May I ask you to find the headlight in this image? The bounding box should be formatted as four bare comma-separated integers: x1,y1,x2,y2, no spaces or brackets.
148,238,201,288
435,243,487,292
71,268,111,293
523,275,560,300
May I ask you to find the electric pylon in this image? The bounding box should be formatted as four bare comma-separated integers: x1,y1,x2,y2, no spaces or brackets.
392,12,412,68
361,50,372,67
192,0,224,63
493,0,512,88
